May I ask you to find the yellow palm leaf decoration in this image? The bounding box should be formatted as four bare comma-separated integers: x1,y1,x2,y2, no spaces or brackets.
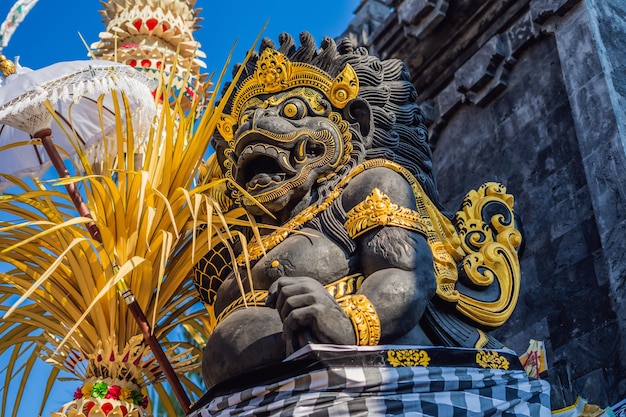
0,50,251,417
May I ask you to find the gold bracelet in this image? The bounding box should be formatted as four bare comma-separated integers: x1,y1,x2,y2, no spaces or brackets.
339,294,381,346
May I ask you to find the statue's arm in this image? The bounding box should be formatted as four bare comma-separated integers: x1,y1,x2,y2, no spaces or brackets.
342,167,437,343
267,168,437,349
355,226,436,343
265,229,435,351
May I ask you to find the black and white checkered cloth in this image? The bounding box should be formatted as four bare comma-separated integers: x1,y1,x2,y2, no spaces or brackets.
190,347,550,416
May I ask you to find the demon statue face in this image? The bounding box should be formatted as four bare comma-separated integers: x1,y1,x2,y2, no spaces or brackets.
214,48,367,220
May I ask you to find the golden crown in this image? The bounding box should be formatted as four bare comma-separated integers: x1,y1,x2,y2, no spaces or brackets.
217,48,359,140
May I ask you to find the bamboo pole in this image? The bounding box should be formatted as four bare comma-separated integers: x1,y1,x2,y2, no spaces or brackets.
35,128,192,412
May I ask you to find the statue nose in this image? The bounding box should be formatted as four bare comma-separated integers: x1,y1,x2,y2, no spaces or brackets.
252,107,279,129
254,107,278,118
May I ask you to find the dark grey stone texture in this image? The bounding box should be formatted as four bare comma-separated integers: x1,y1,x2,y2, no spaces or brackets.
397,0,449,39
344,0,626,408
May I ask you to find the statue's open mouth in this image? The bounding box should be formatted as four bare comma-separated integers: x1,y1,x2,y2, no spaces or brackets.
237,144,297,193
234,129,328,196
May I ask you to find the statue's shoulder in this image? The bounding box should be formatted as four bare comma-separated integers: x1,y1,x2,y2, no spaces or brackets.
341,165,416,214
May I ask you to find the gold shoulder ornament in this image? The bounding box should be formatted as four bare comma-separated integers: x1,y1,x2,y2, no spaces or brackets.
344,188,431,239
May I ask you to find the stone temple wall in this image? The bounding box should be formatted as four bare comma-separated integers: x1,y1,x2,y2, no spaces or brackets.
344,0,626,408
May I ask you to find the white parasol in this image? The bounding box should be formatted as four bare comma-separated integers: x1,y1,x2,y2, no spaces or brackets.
0,58,155,191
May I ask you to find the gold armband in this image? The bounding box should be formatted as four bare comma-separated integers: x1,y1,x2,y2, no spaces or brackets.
339,294,381,346
344,188,431,239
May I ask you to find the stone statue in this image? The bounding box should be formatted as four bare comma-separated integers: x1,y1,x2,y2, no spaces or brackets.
190,32,548,416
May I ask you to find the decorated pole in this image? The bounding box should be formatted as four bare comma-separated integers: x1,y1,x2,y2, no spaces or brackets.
0,0,39,51
0,55,192,414
36,123,192,412
37,122,191,411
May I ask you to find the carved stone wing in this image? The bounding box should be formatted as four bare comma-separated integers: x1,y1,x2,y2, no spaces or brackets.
450,182,522,328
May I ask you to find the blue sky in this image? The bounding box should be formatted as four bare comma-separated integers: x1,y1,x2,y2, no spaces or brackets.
0,1,360,416
0,0,361,74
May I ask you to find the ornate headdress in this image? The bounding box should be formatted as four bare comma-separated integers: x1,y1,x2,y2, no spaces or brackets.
216,48,359,140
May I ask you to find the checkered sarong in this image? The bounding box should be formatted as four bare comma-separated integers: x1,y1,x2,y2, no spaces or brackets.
189,347,550,416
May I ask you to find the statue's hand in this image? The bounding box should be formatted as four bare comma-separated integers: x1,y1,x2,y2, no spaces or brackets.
266,276,356,355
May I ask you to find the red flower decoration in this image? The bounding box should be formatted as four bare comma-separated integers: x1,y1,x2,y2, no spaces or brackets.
73,387,83,399
146,18,158,31
105,385,122,400
101,402,113,415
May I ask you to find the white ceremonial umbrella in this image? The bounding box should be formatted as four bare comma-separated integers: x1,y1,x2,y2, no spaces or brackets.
0,58,156,192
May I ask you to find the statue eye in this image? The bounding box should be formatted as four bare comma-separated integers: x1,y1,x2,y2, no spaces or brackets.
281,100,305,119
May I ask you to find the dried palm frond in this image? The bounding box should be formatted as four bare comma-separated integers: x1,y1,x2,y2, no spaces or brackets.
0,44,254,416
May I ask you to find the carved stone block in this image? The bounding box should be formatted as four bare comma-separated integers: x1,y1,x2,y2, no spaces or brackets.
419,99,436,126
436,81,463,121
342,0,392,47
396,0,448,40
507,11,539,58
454,35,510,106
529,0,581,23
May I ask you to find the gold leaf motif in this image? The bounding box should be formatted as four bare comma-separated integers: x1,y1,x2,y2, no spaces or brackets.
256,49,291,93
387,349,431,367
344,188,430,239
475,350,510,370
329,64,359,108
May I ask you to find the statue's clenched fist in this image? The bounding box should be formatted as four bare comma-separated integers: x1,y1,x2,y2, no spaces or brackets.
266,276,356,354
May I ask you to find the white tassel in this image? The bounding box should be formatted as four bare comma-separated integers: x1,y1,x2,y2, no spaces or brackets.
61,85,70,101
49,87,59,104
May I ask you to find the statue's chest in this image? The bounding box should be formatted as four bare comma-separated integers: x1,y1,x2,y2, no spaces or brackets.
249,227,352,288
213,228,352,314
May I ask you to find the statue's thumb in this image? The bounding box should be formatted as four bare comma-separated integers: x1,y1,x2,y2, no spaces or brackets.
265,281,279,308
